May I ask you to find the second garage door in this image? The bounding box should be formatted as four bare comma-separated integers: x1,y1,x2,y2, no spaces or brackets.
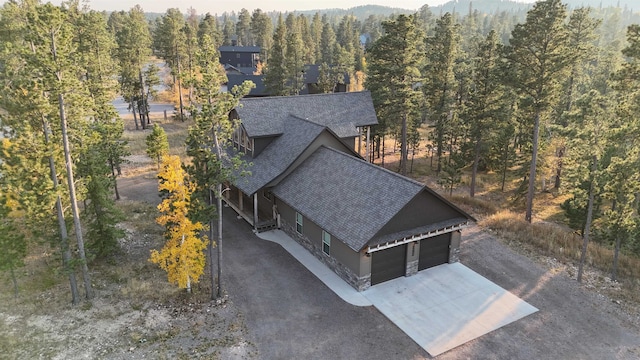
371,244,406,285
418,233,450,271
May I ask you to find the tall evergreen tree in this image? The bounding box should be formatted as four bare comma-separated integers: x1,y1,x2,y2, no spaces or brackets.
114,5,152,130
154,8,187,120
250,9,273,65
424,13,462,173
465,30,505,197
185,33,253,299
264,15,288,96
367,15,423,175
503,0,570,222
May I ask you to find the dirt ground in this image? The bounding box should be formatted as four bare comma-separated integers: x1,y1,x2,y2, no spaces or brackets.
1,124,640,359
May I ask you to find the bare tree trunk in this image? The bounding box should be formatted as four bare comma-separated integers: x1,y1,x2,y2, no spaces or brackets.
131,100,140,131
213,131,224,299
138,68,147,130
58,92,93,300
43,105,79,306
577,155,597,283
176,49,185,121
10,266,18,298
611,232,622,281
400,113,408,175
216,182,223,299
382,135,386,167
470,139,481,198
109,159,120,200
525,110,541,223
208,188,216,300
51,29,92,299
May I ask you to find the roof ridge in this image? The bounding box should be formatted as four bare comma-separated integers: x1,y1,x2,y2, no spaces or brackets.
318,145,426,188
239,90,371,102
285,113,325,129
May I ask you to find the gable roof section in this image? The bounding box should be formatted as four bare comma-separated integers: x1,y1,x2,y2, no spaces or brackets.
235,115,326,196
272,146,435,252
227,74,267,96
219,46,261,53
235,91,378,139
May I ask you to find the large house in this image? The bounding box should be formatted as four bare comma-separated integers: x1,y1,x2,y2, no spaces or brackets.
223,91,472,291
219,45,260,75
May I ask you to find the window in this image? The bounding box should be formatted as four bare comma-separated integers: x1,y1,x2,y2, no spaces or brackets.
322,231,331,256
296,212,303,234
236,53,241,59
263,190,272,201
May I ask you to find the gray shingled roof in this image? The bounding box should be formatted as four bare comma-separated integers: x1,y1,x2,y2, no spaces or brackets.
235,91,378,138
272,146,430,252
219,46,261,53
235,115,326,196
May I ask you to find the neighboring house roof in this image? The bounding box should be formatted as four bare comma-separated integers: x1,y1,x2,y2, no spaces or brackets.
219,46,261,53
235,91,378,139
227,74,266,96
223,64,256,76
235,115,339,196
272,146,469,252
303,64,350,85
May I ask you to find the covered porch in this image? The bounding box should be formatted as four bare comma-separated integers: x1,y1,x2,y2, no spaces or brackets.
224,184,279,232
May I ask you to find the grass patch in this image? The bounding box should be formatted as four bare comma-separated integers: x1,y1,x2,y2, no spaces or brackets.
480,210,640,281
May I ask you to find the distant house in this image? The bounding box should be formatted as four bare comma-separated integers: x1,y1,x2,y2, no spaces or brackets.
225,74,267,97
219,46,260,74
222,92,473,291
301,64,349,94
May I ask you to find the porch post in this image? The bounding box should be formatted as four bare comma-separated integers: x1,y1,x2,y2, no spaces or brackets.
238,190,243,211
365,126,371,162
357,127,362,155
253,193,258,231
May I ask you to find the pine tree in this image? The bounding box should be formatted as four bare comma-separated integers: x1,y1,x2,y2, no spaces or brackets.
465,30,506,197
114,5,152,130
250,9,273,64
264,15,288,96
503,0,570,222
146,124,169,169
563,90,613,282
185,33,253,299
367,15,423,175
154,8,187,120
424,13,462,173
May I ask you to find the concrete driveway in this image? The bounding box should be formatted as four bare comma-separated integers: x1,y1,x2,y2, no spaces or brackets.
363,263,538,356
258,229,537,356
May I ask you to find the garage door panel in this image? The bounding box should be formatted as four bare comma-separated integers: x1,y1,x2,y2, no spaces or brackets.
418,233,450,271
371,245,406,285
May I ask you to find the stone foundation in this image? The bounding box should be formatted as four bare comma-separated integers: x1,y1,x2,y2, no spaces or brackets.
281,221,369,292
406,259,418,276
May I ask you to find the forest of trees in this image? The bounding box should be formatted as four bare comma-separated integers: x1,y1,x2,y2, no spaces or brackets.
1,0,640,304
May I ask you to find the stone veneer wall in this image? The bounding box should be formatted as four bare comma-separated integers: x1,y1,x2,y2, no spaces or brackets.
449,230,461,263
281,220,371,292
406,259,418,277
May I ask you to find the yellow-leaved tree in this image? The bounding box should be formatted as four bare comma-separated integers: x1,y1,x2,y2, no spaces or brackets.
150,155,208,293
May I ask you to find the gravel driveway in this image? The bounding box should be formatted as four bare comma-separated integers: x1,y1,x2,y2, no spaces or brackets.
116,172,640,359
224,212,640,359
